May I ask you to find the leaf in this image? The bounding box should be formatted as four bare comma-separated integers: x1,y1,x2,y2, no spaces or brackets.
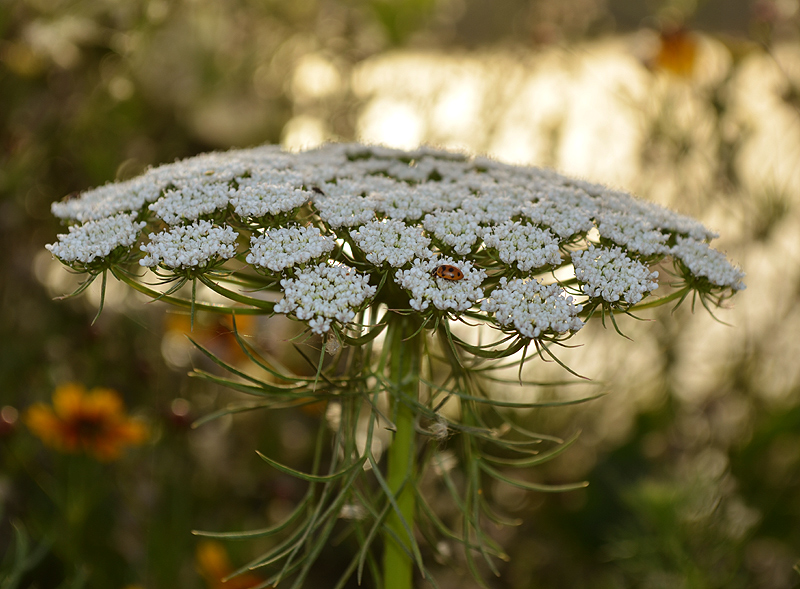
256,451,366,483
479,462,589,492
340,321,387,346
199,275,276,311
189,336,308,389
111,267,266,314
188,369,316,398
482,431,581,467
192,495,312,539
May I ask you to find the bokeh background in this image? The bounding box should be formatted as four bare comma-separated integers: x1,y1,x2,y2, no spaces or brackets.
2,0,800,587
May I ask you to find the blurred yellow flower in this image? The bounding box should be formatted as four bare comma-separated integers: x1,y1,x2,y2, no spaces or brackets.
25,383,147,461
196,540,265,589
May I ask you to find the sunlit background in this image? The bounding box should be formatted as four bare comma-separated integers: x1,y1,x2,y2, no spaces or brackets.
2,0,800,587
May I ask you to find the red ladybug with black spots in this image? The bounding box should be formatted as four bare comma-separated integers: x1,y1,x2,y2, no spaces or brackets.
433,264,464,281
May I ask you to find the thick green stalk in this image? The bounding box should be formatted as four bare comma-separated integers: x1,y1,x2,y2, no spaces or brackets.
382,315,422,589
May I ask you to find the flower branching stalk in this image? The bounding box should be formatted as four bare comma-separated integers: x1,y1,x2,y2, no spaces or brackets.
44,142,745,588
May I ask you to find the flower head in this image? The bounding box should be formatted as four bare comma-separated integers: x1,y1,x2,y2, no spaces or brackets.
46,213,145,267
571,244,659,306
395,256,486,313
25,383,148,461
140,220,238,270
482,277,584,340
47,143,744,339
274,262,377,334
247,225,336,272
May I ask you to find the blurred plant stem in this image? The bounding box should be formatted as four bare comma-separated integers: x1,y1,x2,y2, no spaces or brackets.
382,315,422,589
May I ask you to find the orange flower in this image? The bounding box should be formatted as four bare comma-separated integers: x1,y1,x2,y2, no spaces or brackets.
196,540,265,589
25,383,148,461
654,26,698,77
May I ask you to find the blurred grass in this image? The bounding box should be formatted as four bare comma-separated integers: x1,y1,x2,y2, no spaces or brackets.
2,0,800,587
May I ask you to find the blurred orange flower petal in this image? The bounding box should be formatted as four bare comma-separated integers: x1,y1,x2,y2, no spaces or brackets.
25,382,148,461
655,28,698,77
196,540,266,589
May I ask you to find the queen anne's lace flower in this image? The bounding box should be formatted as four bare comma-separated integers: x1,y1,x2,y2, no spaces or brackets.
394,257,486,312
482,221,562,271
48,143,744,338
140,221,238,269
571,245,659,305
46,213,146,264
149,183,231,225
312,180,377,228
594,210,670,256
229,174,312,218
350,219,432,267
247,225,336,272
460,194,521,224
51,176,165,223
274,263,377,334
671,236,746,290
519,188,596,239
423,211,482,255
482,278,584,339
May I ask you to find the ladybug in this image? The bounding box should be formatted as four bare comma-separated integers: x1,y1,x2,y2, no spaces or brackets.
433,264,464,281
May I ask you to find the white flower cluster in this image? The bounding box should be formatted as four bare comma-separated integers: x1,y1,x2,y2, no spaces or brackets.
671,237,746,290
247,225,336,272
571,245,659,305
423,211,482,255
482,278,584,339
482,221,562,271
595,210,670,257
312,180,377,228
48,142,743,338
394,257,486,312
229,176,311,218
274,263,377,334
519,188,596,239
349,219,432,267
140,221,238,269
149,183,231,225
46,213,146,264
51,176,164,223
461,193,521,224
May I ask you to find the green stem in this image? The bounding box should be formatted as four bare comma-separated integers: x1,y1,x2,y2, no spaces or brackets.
383,315,423,589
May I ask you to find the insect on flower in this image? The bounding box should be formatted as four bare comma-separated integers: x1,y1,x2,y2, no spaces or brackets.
434,264,464,281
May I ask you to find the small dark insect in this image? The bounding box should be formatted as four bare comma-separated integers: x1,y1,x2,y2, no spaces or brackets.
433,265,464,281
311,186,325,195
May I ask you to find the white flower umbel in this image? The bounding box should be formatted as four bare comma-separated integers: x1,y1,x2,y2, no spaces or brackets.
571,245,659,305
519,188,597,239
229,174,312,219
482,277,584,340
47,143,744,338
671,237,746,291
247,225,336,273
460,194,522,224
350,219,432,267
51,176,164,223
46,213,146,265
274,263,377,334
149,183,231,225
482,221,562,271
594,210,670,257
423,211,482,256
312,180,378,228
140,221,238,269
394,257,486,313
